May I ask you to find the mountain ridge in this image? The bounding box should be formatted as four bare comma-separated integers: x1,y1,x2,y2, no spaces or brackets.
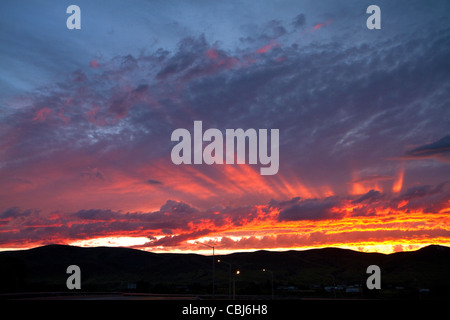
1,244,449,297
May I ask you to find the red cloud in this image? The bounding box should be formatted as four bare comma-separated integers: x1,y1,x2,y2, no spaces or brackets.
313,19,332,30
32,107,52,122
90,59,99,68
206,48,219,60
256,40,279,54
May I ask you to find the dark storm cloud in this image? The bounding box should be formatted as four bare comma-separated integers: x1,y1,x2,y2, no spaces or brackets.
0,207,37,219
353,190,384,204
269,196,302,210
74,209,118,220
400,183,447,201
159,200,198,216
141,229,212,247
278,197,341,221
292,13,306,28
263,20,287,39
156,36,207,79
392,183,449,214
80,168,105,180
147,179,163,185
404,135,450,161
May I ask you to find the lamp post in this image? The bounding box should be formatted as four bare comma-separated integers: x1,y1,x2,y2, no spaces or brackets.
217,259,232,299
263,268,274,300
233,270,240,300
196,242,215,299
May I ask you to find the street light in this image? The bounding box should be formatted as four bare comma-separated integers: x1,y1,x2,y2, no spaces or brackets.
233,270,240,300
196,242,215,299
263,268,274,300
217,259,232,299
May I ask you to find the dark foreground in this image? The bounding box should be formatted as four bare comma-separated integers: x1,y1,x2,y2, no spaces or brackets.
1,244,449,301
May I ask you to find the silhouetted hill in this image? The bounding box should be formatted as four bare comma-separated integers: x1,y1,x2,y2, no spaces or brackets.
1,244,449,298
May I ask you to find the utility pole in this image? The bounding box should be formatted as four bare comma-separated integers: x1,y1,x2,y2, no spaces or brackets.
196,242,215,299
263,268,274,300
218,259,232,299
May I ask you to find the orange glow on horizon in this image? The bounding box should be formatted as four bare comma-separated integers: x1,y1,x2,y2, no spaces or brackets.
2,203,448,255
1,158,448,255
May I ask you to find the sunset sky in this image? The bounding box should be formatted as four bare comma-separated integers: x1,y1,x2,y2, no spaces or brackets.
1,0,449,254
